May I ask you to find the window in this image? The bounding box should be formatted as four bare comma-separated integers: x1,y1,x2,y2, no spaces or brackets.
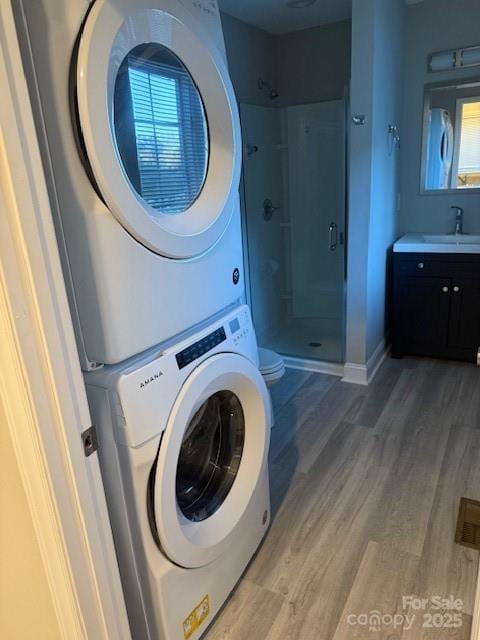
454,98,480,188
114,44,209,215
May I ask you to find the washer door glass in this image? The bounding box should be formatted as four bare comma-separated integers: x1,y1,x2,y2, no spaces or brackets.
176,391,244,522
114,43,209,216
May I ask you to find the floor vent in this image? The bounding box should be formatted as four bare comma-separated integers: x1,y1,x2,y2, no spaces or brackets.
455,498,480,550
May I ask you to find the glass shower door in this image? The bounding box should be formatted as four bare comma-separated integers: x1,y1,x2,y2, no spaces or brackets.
240,99,346,363
284,100,346,362
240,103,285,348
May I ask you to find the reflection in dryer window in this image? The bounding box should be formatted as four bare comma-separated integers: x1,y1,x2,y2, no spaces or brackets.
114,43,209,215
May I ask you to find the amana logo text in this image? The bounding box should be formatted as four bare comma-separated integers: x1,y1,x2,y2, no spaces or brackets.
139,370,163,390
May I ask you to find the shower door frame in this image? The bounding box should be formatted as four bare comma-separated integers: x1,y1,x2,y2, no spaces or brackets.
239,95,350,371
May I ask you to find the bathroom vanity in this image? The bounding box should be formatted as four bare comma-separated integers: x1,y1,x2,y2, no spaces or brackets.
392,234,480,363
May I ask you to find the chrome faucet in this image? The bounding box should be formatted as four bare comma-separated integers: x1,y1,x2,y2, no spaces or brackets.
451,206,464,235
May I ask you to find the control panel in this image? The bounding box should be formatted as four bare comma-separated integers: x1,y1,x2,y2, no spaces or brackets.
176,327,226,369
191,0,219,17
230,309,251,347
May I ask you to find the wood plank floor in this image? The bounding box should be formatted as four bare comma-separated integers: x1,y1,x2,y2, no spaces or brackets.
206,357,480,640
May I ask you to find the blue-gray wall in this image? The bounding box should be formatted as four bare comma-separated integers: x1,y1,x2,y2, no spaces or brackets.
399,0,480,234
276,21,351,106
220,12,351,109
346,0,404,365
220,12,277,108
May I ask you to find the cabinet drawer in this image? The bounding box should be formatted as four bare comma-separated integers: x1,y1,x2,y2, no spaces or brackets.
395,256,480,279
396,259,454,277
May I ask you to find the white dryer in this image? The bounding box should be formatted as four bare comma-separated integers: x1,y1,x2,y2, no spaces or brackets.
15,0,244,369
85,305,271,640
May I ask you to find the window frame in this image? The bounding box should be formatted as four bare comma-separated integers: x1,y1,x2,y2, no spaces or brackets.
451,95,480,188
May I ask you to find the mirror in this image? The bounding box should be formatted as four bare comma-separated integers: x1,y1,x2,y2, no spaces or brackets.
421,79,480,192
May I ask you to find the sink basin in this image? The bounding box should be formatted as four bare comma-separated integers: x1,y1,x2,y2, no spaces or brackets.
394,233,480,254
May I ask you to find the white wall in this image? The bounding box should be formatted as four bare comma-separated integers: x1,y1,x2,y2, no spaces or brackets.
346,0,404,365
399,0,480,234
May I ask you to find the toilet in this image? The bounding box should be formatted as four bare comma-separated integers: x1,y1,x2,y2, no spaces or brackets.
258,347,285,388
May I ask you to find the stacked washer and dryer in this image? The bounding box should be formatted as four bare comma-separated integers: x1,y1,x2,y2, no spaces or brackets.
15,1,272,638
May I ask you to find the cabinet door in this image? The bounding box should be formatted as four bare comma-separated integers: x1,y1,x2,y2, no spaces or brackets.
448,278,480,351
398,276,451,355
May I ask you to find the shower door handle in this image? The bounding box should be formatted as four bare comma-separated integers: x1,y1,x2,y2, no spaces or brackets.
329,222,338,251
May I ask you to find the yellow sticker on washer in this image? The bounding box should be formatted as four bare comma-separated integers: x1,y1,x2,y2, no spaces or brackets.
182,595,210,639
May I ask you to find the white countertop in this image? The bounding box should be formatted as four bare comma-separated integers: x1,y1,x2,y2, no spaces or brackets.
394,233,480,254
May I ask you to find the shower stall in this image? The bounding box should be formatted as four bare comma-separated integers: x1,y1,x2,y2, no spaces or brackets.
240,99,347,365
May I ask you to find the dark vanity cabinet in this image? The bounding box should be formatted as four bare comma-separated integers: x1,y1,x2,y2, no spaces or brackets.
392,253,480,363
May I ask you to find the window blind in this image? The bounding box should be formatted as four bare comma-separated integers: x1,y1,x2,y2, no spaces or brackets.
127,57,209,215
458,101,480,175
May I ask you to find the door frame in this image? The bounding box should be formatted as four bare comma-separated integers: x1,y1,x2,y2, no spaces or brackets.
238,101,254,312
0,3,131,638
238,98,348,369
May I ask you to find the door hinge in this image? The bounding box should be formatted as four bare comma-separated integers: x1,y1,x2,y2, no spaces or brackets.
81,425,98,457
477,348,480,367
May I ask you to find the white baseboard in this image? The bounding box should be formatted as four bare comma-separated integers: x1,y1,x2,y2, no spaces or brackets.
282,355,344,378
342,338,389,386
281,338,389,385
367,337,390,383
342,362,368,385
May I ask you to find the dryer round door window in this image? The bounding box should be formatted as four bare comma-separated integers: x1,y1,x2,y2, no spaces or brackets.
113,43,209,216
176,390,244,522
76,1,242,259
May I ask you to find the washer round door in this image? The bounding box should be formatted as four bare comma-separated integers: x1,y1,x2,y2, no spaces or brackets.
76,0,241,258
152,353,270,568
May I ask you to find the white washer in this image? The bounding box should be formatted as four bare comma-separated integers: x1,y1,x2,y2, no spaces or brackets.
15,0,244,369
85,305,271,640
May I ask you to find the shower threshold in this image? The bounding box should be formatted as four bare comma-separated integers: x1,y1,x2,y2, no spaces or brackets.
265,317,343,364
